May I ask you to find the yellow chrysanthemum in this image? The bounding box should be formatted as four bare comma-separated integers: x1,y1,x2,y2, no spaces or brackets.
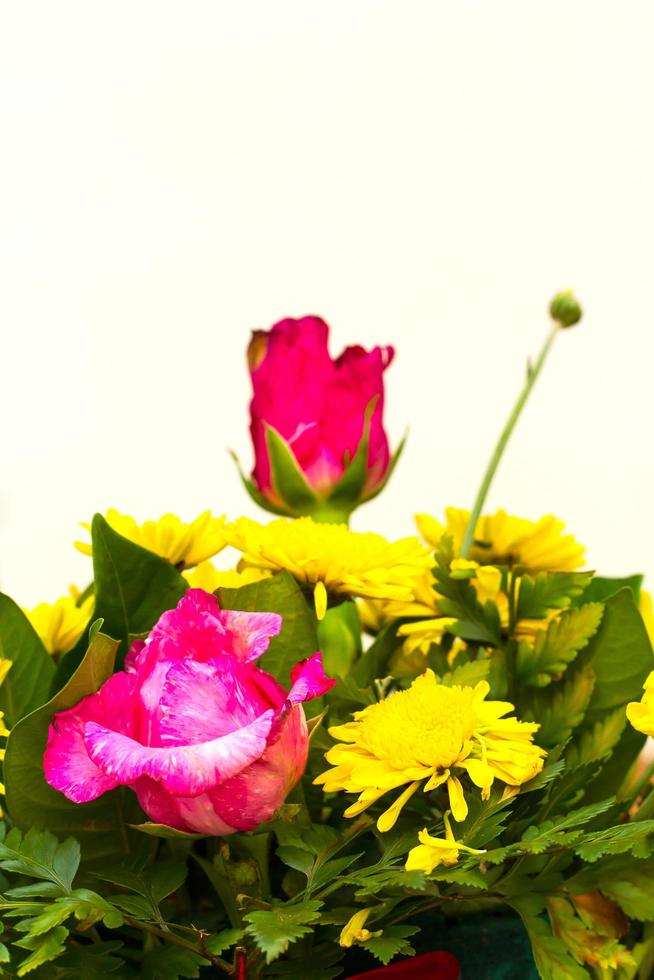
315,670,546,828
76,509,227,569
416,507,585,572
338,909,381,948
183,561,272,592
225,516,432,619
405,812,486,873
627,671,654,737
24,589,94,656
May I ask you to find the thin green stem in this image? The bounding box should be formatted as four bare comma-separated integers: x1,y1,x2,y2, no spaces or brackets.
460,324,560,560
123,916,232,973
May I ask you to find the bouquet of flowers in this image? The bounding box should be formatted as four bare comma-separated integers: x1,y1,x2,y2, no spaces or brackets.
2,293,654,980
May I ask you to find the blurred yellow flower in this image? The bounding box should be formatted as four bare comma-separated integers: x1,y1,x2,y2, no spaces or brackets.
416,507,585,572
627,671,654,737
183,561,271,592
405,812,485,873
315,670,545,829
225,516,432,618
24,589,94,655
76,509,227,569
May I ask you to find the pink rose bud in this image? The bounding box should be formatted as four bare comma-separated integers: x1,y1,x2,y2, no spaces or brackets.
243,316,398,521
43,590,335,835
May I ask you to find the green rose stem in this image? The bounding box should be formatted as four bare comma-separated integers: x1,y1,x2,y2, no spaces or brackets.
459,290,582,560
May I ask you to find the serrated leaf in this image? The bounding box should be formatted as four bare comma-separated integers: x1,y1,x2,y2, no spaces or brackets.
568,857,654,920
245,900,323,963
0,829,79,895
527,665,596,746
441,658,490,687
566,708,626,768
363,924,418,965
516,572,592,621
510,901,588,980
0,595,55,726
516,603,603,686
205,929,244,955
575,821,654,862
14,926,68,976
459,793,515,848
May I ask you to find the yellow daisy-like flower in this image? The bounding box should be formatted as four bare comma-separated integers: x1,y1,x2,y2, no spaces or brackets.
405,812,486,873
338,909,382,948
24,589,94,656
415,507,585,572
75,509,227,569
183,561,272,592
224,516,432,619
315,669,546,828
626,671,654,737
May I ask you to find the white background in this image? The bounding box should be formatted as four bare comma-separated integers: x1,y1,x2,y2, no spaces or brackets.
1,1,653,605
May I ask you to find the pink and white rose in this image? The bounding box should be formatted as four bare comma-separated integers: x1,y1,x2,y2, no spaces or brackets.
44,589,334,835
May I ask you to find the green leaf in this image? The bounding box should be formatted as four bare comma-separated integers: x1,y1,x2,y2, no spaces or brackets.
205,929,244,955
527,665,596,746
516,603,603,686
318,601,361,679
568,857,654,920
566,708,627,768
363,924,418,965
511,901,588,980
92,862,186,915
441,657,490,688
130,823,205,841
87,514,187,662
0,595,56,726
0,828,79,894
576,574,643,606
516,572,592,621
245,900,323,963
15,889,122,937
581,589,653,713
141,946,205,980
219,570,319,687
352,622,402,687
432,538,502,645
14,926,68,977
575,821,654,862
459,793,515,848
265,426,319,512
29,941,125,978
4,627,147,863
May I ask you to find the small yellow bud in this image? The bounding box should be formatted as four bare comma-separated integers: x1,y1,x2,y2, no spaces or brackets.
549,289,582,328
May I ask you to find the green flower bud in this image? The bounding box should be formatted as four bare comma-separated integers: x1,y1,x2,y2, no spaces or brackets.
549,289,582,328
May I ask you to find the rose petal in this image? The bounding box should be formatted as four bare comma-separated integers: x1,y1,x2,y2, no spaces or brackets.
157,659,275,745
44,672,137,804
84,710,275,797
288,652,336,705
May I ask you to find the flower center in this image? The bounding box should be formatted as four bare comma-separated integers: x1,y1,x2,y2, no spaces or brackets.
357,672,477,771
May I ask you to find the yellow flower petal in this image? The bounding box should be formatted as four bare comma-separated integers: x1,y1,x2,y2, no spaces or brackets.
314,581,328,621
